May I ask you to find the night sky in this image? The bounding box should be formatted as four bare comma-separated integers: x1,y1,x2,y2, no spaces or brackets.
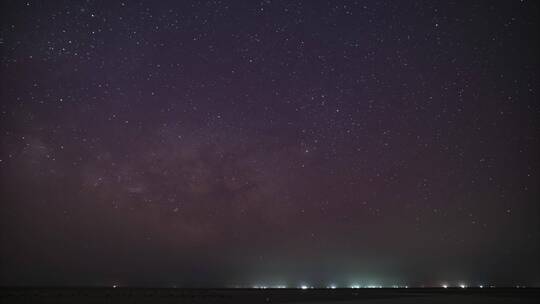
1,0,539,288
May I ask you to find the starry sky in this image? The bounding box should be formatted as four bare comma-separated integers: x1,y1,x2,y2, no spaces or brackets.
1,0,539,288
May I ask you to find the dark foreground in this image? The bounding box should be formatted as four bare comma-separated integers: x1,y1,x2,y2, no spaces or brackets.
1,287,538,303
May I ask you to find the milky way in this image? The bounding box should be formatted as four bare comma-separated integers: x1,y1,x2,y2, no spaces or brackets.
1,1,539,287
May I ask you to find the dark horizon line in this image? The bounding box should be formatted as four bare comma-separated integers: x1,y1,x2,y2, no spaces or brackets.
2,286,538,289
